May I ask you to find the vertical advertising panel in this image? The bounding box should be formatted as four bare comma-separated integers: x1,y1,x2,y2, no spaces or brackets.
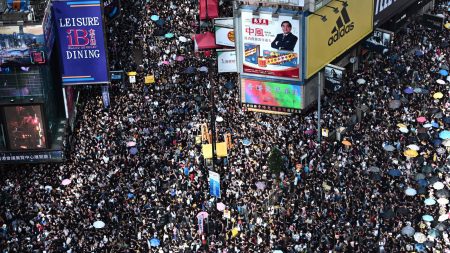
364,28,394,53
4,105,47,150
240,10,302,80
217,50,237,73
209,171,221,198
0,25,46,66
306,0,373,78
240,76,302,112
324,64,345,91
53,0,109,85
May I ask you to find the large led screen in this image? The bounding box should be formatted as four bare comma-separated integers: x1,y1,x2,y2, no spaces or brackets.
4,105,46,150
241,77,302,110
0,25,46,66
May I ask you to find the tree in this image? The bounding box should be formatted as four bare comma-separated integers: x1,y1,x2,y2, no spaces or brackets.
268,147,284,175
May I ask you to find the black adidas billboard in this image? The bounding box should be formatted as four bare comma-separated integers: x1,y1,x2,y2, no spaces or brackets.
374,0,416,27
306,0,373,78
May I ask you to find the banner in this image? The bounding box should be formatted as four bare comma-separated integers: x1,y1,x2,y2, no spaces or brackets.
215,26,235,47
129,75,136,83
306,0,373,78
240,77,302,111
374,0,416,27
101,85,110,108
217,50,237,73
240,10,302,80
53,0,109,85
209,171,221,198
244,0,304,6
324,64,345,91
0,25,46,66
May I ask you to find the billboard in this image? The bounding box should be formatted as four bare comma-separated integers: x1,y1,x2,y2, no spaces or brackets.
4,105,47,150
217,50,237,73
240,10,302,80
0,25,46,66
214,17,233,28
243,0,304,6
422,13,444,30
209,171,221,198
215,26,235,47
324,64,345,91
240,76,302,112
53,0,109,85
364,28,394,53
374,0,416,27
306,0,373,78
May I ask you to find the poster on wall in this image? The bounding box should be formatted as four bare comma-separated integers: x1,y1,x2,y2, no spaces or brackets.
217,50,237,73
324,64,345,91
240,76,302,112
364,28,394,53
0,25,46,66
215,26,235,47
240,10,302,80
53,0,109,85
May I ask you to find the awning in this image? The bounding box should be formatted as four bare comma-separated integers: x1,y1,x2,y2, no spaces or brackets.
194,32,221,51
199,0,218,20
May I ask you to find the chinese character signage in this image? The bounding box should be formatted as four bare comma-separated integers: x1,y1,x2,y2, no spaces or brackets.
52,0,109,85
240,76,302,111
217,50,237,73
240,11,302,80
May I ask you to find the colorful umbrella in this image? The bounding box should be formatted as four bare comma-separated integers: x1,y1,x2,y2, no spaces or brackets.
129,147,138,155
164,33,174,38
93,221,105,229
439,130,450,139
61,179,71,186
126,141,136,147
422,215,434,222
216,202,225,211
383,144,396,151
405,188,417,196
150,15,159,21
175,55,185,61
433,92,444,99
402,226,415,236
424,198,436,205
149,238,160,247
197,211,209,219
342,140,352,146
416,116,427,123
357,79,366,84
388,169,401,177
404,87,414,94
399,127,409,133
404,149,418,158
445,22,450,29
255,181,266,190
439,69,448,76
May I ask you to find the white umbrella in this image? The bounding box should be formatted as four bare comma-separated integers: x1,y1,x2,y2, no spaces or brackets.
434,182,445,190
44,185,53,192
401,225,415,236
405,188,417,196
407,144,420,151
437,79,446,85
442,139,450,147
178,36,187,42
357,78,366,84
414,232,427,243
447,75,450,82
437,198,449,205
61,179,71,186
93,221,105,229
438,214,448,221
216,116,224,122
399,127,409,133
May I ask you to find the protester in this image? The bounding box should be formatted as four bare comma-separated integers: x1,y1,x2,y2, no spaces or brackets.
1,0,450,252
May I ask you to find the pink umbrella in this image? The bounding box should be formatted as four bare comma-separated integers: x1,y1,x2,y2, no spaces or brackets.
417,116,427,123
197,211,209,219
162,61,170,65
176,55,185,62
217,202,225,211
126,141,136,147
61,179,71,186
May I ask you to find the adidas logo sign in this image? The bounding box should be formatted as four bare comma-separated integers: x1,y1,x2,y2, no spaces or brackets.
328,7,354,46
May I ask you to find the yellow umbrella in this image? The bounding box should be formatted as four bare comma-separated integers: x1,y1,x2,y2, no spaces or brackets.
433,92,444,99
397,123,407,128
342,140,352,146
445,23,450,29
231,227,239,238
404,149,419,158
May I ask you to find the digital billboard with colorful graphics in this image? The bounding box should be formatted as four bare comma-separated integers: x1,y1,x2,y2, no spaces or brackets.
53,0,109,85
241,77,302,112
0,25,46,66
240,10,302,80
306,0,373,78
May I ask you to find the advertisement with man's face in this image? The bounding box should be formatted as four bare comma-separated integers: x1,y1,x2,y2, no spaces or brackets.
240,10,301,80
306,0,373,78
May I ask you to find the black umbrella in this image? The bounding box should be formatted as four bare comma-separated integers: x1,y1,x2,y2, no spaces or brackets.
422,165,433,174
397,207,409,215
435,223,447,231
184,66,195,74
371,173,381,181
381,209,395,219
436,189,450,198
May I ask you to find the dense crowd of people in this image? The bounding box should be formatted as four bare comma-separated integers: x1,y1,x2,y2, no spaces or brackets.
1,0,450,252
